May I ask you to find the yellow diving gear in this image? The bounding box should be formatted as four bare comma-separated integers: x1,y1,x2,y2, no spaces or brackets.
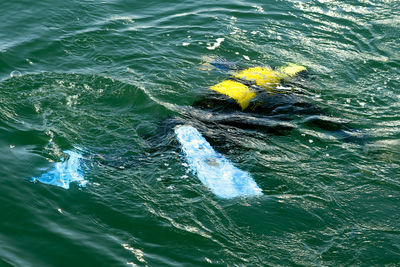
278,63,307,80
209,80,256,110
209,63,307,110
234,66,281,90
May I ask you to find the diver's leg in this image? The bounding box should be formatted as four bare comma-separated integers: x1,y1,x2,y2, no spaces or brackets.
302,115,366,144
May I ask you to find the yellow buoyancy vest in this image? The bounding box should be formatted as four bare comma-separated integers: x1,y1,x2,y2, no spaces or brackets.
210,63,307,110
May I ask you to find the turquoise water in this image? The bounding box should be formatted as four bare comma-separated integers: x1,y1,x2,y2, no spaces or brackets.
1,0,399,265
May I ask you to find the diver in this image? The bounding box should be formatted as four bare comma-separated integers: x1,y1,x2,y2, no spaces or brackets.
31,60,359,192
97,60,360,169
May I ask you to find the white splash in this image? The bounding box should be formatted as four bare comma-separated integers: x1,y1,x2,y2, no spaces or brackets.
206,38,225,50
252,5,264,13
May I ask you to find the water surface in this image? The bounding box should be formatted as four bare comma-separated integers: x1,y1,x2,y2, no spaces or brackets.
1,0,399,266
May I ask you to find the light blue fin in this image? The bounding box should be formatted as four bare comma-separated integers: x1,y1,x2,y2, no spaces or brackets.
32,150,87,189
175,125,263,199
210,59,238,73
202,57,239,74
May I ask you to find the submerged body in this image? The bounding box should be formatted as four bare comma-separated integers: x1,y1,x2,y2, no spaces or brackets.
31,62,357,196
100,62,358,173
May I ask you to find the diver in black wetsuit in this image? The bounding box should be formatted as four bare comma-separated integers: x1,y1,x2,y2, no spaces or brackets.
30,61,361,190
99,62,358,169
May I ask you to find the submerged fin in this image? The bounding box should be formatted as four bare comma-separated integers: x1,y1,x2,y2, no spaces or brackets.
32,150,87,189
201,57,239,73
175,125,263,199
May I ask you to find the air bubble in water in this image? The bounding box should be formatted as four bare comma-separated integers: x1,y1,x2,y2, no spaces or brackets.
10,70,22,77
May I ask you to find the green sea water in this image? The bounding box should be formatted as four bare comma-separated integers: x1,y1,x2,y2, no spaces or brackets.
1,0,399,266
